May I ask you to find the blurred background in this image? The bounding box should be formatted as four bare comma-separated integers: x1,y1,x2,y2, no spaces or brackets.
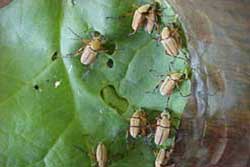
167,0,250,167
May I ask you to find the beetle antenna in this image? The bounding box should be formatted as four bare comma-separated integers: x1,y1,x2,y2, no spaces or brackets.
166,96,170,107
73,145,87,154
68,27,83,40
175,56,190,63
178,89,191,97
106,16,127,20
149,69,165,77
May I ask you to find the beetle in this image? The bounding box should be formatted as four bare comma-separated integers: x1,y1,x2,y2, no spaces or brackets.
155,148,174,167
129,110,147,138
159,26,181,56
151,66,192,97
73,143,108,167
130,2,161,35
67,29,108,66
154,111,171,145
130,4,151,35
96,143,108,167
159,72,184,96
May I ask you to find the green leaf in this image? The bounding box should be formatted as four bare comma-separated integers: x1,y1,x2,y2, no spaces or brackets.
0,0,190,166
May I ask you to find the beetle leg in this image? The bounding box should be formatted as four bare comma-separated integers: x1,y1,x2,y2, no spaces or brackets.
169,58,176,70
170,29,178,37
74,145,97,166
128,30,137,36
98,48,110,54
153,80,164,92
126,129,136,149
67,27,85,41
106,12,133,20
64,46,85,58
178,90,191,97
152,36,161,47
145,79,164,94
141,126,147,136
175,84,191,97
173,56,190,65
73,145,87,154
165,96,171,108
81,39,91,45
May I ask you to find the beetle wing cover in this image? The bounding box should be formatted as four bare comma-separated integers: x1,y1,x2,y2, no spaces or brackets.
145,10,157,34
80,45,97,65
161,38,179,56
160,77,176,96
155,149,166,167
138,4,151,13
154,117,170,145
132,10,146,32
96,143,108,167
129,111,141,138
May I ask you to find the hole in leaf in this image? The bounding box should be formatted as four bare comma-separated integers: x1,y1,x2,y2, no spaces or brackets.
100,85,128,115
51,51,58,61
106,59,114,68
33,84,39,90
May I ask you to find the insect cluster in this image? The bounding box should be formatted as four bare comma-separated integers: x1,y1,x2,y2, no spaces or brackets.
128,108,176,167
70,1,191,167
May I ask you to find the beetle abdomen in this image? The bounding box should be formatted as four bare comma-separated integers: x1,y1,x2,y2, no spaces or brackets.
129,115,141,138
154,118,170,145
96,143,108,167
80,45,97,65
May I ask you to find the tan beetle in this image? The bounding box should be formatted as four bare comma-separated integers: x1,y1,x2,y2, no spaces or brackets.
130,4,151,35
67,30,108,66
144,2,161,34
160,72,183,96
129,109,147,138
96,143,108,167
155,148,174,167
154,110,171,145
160,26,181,56
151,66,192,97
130,2,161,35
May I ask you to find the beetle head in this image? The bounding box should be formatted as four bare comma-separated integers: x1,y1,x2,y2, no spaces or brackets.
90,31,101,38
161,27,171,39
151,1,161,10
138,109,146,117
180,66,192,80
161,110,170,119
91,31,106,41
